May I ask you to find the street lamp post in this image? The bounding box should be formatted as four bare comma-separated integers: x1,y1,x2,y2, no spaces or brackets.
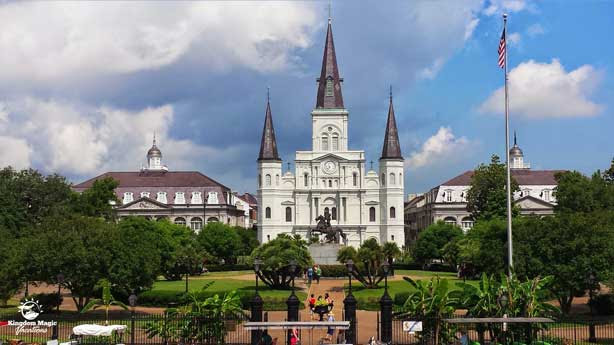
251,258,264,345
56,273,64,313
380,261,393,343
344,260,357,345
286,260,299,345
129,291,138,345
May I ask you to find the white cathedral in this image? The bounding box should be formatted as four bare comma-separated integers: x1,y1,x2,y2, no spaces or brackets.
257,19,405,248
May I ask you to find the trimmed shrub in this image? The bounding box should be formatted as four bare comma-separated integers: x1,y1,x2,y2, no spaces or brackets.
204,264,251,272
21,293,63,313
320,265,347,277
589,293,614,315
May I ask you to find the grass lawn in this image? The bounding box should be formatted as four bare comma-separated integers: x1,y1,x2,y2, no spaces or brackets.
350,273,479,300
152,277,306,300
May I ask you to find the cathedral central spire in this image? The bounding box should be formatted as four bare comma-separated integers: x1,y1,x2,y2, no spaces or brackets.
380,87,403,160
316,18,344,109
258,94,281,161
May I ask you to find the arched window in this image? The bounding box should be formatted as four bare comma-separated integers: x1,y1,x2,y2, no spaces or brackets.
174,217,186,226
353,173,357,186
328,179,332,187
258,174,262,187
369,207,376,222
332,134,339,151
265,174,271,186
304,173,309,187
381,173,385,186
207,217,219,223
332,207,337,220
265,207,271,219
444,216,457,225
461,216,474,231
390,206,396,219
285,207,292,222
324,207,330,215
276,174,280,186
322,135,329,151
389,173,395,185
190,217,203,232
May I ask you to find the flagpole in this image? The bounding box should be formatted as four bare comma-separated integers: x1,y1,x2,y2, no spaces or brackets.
503,13,513,277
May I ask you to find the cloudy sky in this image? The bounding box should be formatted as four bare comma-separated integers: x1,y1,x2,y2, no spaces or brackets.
0,0,611,194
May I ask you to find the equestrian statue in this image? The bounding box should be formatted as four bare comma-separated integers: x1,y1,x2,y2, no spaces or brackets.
309,208,347,244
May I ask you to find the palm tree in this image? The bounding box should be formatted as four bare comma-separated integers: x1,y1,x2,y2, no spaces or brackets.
81,279,128,324
382,242,402,275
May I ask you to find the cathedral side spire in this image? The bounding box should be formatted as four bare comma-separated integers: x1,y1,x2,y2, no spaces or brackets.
380,87,403,160
315,18,344,109
258,95,281,161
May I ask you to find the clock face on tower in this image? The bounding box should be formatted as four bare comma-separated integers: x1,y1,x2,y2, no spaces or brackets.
322,160,337,175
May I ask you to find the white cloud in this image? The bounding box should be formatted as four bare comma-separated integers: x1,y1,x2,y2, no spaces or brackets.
418,58,445,80
0,136,31,170
483,0,529,16
464,18,480,41
0,1,318,84
479,59,603,118
527,23,545,37
508,32,521,45
406,127,476,170
0,97,246,178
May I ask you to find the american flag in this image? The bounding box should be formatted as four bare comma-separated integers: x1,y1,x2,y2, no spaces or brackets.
498,27,506,68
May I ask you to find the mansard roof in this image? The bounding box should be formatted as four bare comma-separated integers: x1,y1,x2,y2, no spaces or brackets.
315,20,344,109
258,100,281,161
380,95,403,160
440,169,565,187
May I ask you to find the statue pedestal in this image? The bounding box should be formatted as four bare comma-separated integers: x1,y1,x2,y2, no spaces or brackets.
308,243,343,265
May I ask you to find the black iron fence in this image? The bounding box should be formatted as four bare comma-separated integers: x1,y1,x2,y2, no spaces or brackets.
0,312,251,345
391,318,614,345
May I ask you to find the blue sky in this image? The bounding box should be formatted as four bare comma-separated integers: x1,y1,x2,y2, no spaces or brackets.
0,0,611,194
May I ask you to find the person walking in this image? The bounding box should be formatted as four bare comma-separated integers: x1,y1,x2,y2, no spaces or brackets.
308,294,316,320
325,312,335,342
290,328,300,345
307,266,313,285
324,292,334,313
315,265,322,284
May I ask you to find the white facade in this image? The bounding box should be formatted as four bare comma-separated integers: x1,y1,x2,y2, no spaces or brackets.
257,110,405,248
257,20,404,248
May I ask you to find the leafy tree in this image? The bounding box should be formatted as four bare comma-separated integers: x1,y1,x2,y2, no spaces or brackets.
458,218,508,275
336,246,357,264
0,167,73,236
81,279,129,324
197,222,241,264
382,242,402,275
72,177,119,220
31,215,116,311
235,227,259,257
413,221,463,266
466,155,520,220
250,234,312,289
512,212,614,314
553,171,597,213
0,227,22,305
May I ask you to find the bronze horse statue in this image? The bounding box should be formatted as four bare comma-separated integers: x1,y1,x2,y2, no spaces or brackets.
309,210,346,244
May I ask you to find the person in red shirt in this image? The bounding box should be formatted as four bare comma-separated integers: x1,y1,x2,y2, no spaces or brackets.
307,294,316,320
290,328,299,345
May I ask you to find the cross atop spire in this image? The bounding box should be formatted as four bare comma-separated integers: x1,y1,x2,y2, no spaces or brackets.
258,92,281,161
315,15,344,109
380,88,403,160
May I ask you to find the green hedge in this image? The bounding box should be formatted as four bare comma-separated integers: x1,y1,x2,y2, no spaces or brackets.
138,290,303,311
205,264,251,272
590,293,614,315
320,265,347,277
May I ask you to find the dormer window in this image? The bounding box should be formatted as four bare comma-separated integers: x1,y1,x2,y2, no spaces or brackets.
157,192,167,204
123,192,133,204
208,191,219,204
175,192,185,204
191,192,202,204
325,78,333,96
140,192,150,199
